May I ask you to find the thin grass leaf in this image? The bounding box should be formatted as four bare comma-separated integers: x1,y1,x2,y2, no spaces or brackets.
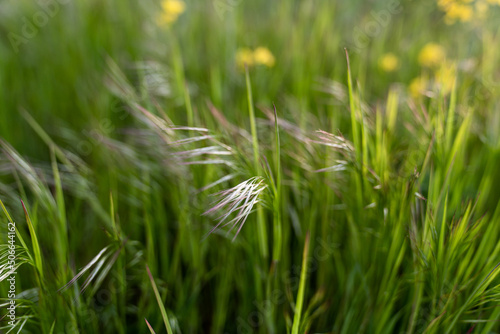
58,246,110,292
20,200,43,282
146,264,173,334
291,232,311,334
145,318,156,334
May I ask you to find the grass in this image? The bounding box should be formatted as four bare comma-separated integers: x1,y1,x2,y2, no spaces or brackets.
1,0,500,333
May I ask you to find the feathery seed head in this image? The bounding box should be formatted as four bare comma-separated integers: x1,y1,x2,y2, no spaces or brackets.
204,177,267,241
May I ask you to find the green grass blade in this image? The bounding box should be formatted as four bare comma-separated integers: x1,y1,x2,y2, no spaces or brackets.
0,199,35,266
272,104,282,264
146,264,173,334
291,232,311,334
245,65,268,259
20,200,44,282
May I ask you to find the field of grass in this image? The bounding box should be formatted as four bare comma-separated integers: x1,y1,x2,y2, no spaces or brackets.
1,0,500,333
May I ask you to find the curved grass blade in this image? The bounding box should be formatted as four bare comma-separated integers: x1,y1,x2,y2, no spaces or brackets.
146,264,173,334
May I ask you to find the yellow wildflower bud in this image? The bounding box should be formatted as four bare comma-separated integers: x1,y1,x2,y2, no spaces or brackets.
253,47,275,67
418,43,446,68
236,48,255,68
379,53,400,72
157,0,186,26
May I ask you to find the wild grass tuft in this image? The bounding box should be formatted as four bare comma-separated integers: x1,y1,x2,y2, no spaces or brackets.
1,1,500,333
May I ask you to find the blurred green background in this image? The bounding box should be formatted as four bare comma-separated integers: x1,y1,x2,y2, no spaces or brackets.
1,0,500,333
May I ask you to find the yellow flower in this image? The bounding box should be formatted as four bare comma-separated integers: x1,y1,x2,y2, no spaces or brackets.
253,47,275,67
236,48,254,68
435,61,457,94
236,47,275,69
157,0,186,26
437,0,500,24
409,77,428,97
444,3,473,24
379,53,400,72
418,43,446,68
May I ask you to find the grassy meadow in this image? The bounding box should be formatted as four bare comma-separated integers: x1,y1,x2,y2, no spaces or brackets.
1,0,500,333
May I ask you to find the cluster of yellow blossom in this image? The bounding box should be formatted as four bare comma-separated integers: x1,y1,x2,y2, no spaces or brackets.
157,0,185,26
236,47,275,68
409,43,457,97
438,0,500,24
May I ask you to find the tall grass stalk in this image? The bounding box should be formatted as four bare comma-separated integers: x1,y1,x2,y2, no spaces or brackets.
291,232,310,334
245,66,269,260
271,104,282,265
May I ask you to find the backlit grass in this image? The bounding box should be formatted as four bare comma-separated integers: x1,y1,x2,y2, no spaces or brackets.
1,0,500,333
